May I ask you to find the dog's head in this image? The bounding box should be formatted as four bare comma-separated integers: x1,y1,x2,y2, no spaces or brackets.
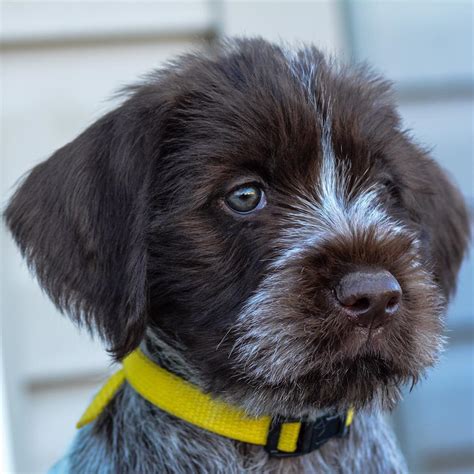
6,39,470,416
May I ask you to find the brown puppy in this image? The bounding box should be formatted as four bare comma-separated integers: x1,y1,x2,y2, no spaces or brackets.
5,38,470,473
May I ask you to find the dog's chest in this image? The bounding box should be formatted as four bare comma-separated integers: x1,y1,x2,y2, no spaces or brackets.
241,439,354,474
66,386,407,474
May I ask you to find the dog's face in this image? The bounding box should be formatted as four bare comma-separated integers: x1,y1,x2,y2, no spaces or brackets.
6,39,470,416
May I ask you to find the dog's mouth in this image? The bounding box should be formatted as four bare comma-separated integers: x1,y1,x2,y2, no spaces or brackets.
227,350,419,415
354,325,384,338
340,324,391,358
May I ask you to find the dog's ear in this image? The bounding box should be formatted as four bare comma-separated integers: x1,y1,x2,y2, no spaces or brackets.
410,155,470,298
5,98,156,359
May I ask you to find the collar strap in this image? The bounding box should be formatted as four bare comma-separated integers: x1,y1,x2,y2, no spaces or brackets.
77,349,354,457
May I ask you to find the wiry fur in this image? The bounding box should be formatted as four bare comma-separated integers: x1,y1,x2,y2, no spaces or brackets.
60,391,407,474
52,330,408,474
5,38,470,473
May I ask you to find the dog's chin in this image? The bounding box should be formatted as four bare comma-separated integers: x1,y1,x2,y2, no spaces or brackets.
215,338,429,418
295,355,419,410
222,359,418,419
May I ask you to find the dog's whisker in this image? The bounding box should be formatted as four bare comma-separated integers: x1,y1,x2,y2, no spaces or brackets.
215,326,234,351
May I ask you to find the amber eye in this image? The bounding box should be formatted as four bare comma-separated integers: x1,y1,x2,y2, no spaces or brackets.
225,184,265,214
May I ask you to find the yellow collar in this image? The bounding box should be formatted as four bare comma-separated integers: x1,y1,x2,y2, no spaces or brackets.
77,349,354,457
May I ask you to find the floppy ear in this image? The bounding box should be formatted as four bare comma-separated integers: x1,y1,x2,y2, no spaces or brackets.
4,99,154,359
412,155,470,298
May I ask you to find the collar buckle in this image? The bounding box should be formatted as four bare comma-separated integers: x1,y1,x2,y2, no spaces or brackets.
265,413,350,458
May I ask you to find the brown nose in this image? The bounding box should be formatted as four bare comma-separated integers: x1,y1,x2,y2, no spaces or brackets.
335,270,402,328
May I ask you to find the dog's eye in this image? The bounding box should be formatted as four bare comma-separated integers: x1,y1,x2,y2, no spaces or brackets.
225,184,265,214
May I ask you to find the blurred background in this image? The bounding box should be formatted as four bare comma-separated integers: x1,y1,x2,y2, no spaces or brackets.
1,1,472,472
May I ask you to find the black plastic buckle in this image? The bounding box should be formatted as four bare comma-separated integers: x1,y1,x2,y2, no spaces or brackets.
265,413,349,458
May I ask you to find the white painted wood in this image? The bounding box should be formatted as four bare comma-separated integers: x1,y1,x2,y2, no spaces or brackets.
26,373,118,472
399,98,474,201
1,1,213,43
222,0,344,55
350,1,473,83
0,352,14,474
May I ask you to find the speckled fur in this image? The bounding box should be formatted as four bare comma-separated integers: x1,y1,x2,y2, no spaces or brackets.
55,332,407,474
63,391,406,474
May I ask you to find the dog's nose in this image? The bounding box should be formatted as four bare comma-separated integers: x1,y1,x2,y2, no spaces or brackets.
335,270,402,328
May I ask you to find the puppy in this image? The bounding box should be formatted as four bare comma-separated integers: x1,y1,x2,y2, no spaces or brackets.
5,38,470,473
